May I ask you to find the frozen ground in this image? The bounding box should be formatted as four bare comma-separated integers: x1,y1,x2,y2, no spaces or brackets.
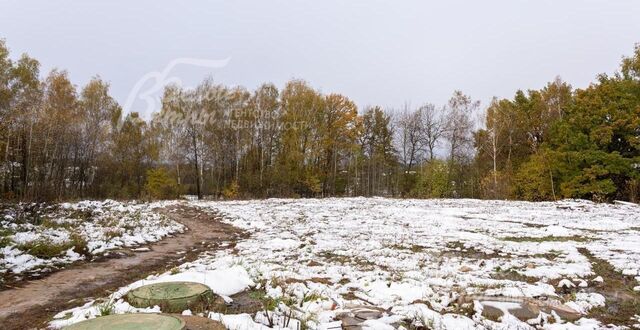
0,200,184,279
50,198,640,329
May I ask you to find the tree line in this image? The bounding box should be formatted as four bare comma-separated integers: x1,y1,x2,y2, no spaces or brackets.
1,39,638,202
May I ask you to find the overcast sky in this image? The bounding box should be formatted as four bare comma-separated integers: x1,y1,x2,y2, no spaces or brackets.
1,0,639,117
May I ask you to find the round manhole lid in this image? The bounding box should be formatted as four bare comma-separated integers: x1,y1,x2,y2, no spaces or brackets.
128,282,212,301
125,281,216,313
63,313,186,330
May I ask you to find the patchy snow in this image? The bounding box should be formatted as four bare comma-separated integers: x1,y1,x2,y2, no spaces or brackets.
268,238,301,250
565,293,606,314
0,200,185,277
209,312,271,330
558,279,576,289
49,262,254,329
50,198,640,329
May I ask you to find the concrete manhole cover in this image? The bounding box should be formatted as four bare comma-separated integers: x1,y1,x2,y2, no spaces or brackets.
63,313,186,330
126,281,217,313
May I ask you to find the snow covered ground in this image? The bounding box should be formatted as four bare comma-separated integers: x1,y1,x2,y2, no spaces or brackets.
0,200,184,278
50,198,640,329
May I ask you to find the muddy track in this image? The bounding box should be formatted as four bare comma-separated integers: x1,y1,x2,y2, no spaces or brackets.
577,247,640,327
0,203,245,330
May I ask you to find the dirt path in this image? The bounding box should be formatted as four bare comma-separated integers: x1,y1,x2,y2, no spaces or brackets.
0,203,245,330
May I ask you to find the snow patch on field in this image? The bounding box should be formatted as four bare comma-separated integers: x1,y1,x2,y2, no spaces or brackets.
51,198,640,329
0,200,184,276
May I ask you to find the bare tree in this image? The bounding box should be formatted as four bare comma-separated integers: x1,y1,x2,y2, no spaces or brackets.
396,103,423,171
418,103,445,161
443,91,479,197
444,91,479,164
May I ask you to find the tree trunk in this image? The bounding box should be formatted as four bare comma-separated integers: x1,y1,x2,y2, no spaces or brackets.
191,130,201,200
3,132,10,194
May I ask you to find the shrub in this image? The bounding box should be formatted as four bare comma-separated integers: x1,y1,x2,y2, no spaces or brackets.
97,299,116,316
411,160,451,198
69,232,90,256
301,174,322,196
513,150,558,201
145,168,180,200
223,180,240,199
479,170,512,199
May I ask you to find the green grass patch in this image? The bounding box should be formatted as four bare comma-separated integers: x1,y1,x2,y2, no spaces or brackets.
67,209,93,220
500,235,590,243
41,217,74,230
302,291,325,304
17,233,88,258
18,239,73,258
97,299,116,316
0,236,12,248
0,228,15,248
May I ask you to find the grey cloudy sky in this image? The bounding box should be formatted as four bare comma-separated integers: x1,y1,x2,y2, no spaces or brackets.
1,0,639,116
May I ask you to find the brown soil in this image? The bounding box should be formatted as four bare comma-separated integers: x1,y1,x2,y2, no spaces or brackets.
443,241,507,260
578,247,640,326
0,203,246,330
214,290,263,315
174,314,226,330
